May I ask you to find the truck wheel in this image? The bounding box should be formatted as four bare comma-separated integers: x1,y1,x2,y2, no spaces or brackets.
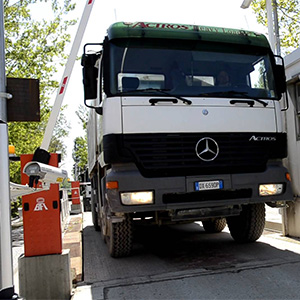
107,214,133,258
202,218,227,233
226,203,265,243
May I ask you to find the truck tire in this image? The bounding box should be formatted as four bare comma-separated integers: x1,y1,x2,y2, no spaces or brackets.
202,218,227,233
226,203,265,243
107,214,133,258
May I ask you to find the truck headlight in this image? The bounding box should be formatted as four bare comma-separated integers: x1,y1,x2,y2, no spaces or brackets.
259,184,283,196
121,191,154,205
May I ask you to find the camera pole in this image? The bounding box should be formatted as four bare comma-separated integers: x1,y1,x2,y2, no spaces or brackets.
0,0,16,299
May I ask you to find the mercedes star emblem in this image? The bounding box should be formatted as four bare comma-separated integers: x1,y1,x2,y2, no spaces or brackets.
195,137,219,161
202,109,209,116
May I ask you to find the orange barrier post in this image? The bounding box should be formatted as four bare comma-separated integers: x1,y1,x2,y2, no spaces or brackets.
21,154,62,257
71,181,80,205
70,181,82,214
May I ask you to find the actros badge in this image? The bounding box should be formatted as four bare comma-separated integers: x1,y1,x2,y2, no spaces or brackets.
195,137,219,161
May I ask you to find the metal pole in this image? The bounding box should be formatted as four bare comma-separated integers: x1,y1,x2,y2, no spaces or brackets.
0,126,13,292
272,0,281,56
0,0,6,122
266,0,276,53
0,0,15,297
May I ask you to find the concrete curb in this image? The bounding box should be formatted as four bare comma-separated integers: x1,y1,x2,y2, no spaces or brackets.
265,221,283,232
62,213,83,284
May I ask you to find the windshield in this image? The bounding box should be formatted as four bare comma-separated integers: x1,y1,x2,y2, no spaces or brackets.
108,40,278,99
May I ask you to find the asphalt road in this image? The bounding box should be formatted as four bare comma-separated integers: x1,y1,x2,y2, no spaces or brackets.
74,212,300,300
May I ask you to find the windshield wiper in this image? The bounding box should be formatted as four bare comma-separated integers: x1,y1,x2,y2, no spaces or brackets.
121,88,192,105
227,91,268,107
198,91,268,107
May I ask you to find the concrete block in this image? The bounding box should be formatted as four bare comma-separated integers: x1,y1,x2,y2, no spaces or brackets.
18,249,72,300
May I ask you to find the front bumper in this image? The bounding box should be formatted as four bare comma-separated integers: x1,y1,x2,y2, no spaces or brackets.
105,162,293,214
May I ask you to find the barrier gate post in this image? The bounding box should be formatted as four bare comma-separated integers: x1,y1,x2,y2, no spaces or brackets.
71,181,82,214
18,153,71,299
20,154,62,256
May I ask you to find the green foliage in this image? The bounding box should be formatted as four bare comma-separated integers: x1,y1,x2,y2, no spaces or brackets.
75,104,89,131
252,0,300,54
11,198,22,218
49,105,71,156
4,0,76,182
73,105,88,178
61,179,71,189
72,136,88,176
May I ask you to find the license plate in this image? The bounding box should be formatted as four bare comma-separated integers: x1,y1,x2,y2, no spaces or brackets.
195,180,223,191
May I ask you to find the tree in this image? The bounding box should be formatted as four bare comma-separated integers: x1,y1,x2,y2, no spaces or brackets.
252,0,300,54
75,104,89,131
4,0,76,182
72,136,88,177
72,105,88,179
49,105,71,156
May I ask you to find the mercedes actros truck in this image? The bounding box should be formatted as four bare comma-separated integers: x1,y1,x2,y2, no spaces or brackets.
81,22,293,257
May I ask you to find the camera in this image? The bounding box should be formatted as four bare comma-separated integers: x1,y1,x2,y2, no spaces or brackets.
23,161,68,187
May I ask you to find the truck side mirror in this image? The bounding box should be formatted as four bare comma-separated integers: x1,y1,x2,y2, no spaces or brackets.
274,55,287,95
81,52,100,100
275,64,287,94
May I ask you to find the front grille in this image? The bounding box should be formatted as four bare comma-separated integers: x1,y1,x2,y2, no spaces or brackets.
122,132,286,177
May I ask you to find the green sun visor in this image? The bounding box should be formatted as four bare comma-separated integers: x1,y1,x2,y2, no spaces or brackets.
107,22,270,48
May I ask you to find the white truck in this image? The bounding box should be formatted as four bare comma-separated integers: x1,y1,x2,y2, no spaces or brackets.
82,22,293,257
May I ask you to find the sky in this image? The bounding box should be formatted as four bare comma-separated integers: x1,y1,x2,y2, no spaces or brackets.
33,0,267,179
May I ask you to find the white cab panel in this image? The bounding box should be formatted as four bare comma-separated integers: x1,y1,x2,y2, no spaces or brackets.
121,97,277,134
102,97,122,135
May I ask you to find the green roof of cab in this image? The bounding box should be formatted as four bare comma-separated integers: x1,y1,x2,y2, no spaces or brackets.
107,22,270,48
